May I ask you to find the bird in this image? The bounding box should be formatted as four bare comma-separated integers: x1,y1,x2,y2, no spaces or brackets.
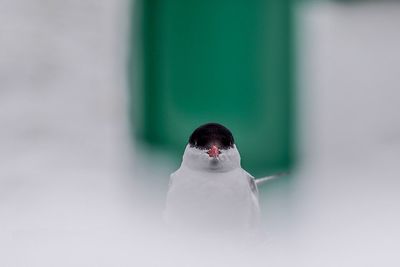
164,123,263,235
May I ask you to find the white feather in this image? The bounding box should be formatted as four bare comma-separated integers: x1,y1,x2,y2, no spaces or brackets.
164,145,260,233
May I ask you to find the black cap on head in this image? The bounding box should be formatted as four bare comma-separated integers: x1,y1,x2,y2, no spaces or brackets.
188,123,235,150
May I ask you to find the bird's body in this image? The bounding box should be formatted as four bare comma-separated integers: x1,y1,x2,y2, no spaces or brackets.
164,123,261,233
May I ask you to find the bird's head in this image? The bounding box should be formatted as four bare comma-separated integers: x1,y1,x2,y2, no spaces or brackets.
182,123,241,172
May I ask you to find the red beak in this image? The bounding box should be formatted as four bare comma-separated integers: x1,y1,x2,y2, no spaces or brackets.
208,145,220,158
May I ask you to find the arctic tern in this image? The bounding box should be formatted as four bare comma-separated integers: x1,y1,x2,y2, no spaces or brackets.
164,123,278,234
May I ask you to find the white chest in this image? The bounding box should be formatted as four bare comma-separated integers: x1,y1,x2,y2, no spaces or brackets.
165,167,259,230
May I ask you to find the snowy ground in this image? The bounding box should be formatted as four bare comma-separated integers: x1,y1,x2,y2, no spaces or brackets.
1,0,400,266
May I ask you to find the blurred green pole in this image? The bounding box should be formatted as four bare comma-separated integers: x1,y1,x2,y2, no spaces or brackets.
130,0,295,177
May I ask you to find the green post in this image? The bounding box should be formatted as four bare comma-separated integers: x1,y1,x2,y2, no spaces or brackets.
130,0,295,177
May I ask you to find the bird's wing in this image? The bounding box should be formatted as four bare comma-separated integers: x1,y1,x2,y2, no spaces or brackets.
255,172,288,186
163,172,177,224
167,172,175,189
243,171,261,228
245,171,259,199
254,175,276,186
